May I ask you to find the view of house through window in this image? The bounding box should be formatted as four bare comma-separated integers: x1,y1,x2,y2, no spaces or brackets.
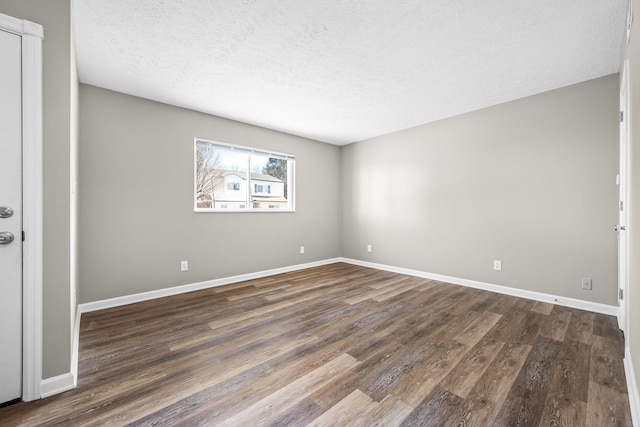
195,138,295,211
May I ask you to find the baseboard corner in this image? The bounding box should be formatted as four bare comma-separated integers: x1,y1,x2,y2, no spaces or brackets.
40,372,76,399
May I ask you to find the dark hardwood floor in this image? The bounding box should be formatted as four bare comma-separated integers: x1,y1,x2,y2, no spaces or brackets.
0,262,632,426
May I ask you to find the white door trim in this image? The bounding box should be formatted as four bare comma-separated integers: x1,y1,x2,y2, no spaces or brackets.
619,60,631,342
0,12,44,402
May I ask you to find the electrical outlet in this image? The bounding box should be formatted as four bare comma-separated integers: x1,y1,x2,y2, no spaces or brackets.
367,245,372,253
581,278,592,290
493,260,502,271
180,261,188,272
300,246,305,254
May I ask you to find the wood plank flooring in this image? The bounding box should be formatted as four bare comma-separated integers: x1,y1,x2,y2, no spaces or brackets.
0,262,632,426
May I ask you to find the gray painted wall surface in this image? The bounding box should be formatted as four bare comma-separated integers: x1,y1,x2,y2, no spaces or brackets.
0,0,74,379
342,75,619,305
623,0,640,406
78,85,341,302
1,0,630,396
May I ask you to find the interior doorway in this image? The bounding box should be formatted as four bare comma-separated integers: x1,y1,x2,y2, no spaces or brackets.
0,12,44,403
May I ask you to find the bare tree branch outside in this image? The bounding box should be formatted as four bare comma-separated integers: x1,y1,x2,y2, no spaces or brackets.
195,144,224,208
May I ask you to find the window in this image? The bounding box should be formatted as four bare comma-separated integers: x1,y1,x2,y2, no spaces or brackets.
194,138,295,211
253,184,272,194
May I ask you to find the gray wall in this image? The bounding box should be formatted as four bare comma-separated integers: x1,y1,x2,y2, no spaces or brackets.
2,0,628,394
623,0,640,405
342,75,619,306
78,85,341,302
0,0,75,379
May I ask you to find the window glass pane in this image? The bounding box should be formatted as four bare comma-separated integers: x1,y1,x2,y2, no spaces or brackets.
196,141,249,209
251,154,289,210
195,139,294,212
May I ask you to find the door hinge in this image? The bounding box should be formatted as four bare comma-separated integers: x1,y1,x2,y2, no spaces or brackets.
22,231,25,242
620,200,624,212
620,111,624,122
619,288,624,300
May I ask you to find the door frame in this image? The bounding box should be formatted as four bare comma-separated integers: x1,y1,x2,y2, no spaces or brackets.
0,12,43,402
619,59,630,342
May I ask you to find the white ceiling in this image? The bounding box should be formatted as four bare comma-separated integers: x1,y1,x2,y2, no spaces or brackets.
73,0,629,145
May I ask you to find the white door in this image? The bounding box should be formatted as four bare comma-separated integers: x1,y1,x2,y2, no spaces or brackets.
0,28,23,404
617,60,630,341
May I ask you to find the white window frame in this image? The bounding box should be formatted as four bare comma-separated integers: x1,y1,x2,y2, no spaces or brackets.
194,137,295,213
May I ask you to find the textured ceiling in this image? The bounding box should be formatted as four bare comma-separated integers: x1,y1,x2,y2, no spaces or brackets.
73,0,629,145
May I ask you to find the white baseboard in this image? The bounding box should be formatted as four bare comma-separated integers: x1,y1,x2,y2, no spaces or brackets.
77,255,619,320
61,256,620,404
45,258,340,400
40,372,75,399
339,258,619,317
36,308,81,400
625,348,640,427
78,258,342,314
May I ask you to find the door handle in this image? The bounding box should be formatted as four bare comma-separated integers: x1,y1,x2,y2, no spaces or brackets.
0,231,14,244
0,207,13,218
0,206,13,218
615,225,626,231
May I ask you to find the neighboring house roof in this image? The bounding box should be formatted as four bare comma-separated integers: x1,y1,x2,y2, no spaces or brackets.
222,170,283,183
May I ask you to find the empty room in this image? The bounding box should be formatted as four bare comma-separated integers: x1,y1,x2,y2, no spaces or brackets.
1,0,639,425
